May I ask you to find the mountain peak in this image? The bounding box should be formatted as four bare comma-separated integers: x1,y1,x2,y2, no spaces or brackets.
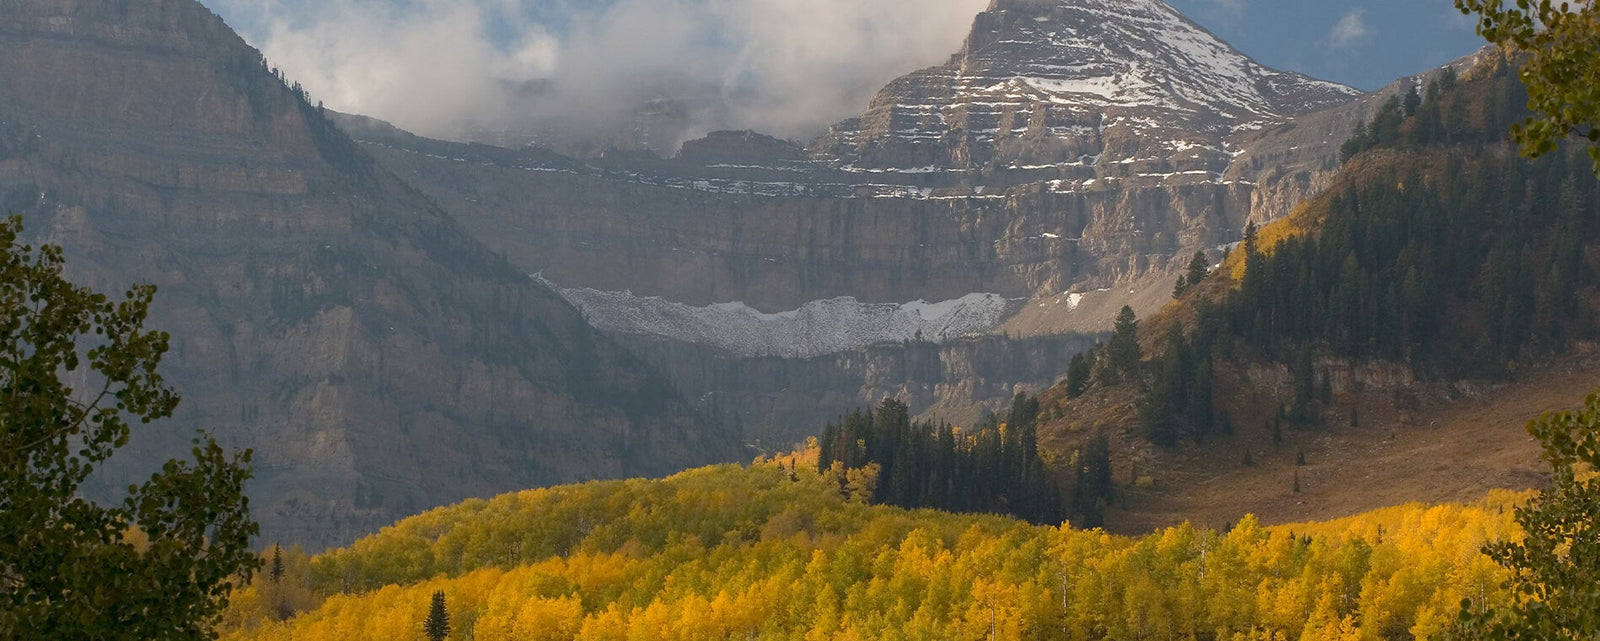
815,0,1360,174
965,0,1351,117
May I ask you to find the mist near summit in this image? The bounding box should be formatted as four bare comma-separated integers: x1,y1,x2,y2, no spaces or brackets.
206,0,990,148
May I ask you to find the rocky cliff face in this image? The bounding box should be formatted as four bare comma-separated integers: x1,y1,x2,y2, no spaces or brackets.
334,0,1385,450
613,332,1101,449
347,0,1364,320
813,0,1357,176
353,131,1256,312
0,0,742,549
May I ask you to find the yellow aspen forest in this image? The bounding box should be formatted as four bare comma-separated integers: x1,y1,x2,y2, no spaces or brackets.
219,452,1522,641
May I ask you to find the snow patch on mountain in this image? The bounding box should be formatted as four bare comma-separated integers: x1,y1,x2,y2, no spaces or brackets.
546,280,1024,358
814,0,1362,174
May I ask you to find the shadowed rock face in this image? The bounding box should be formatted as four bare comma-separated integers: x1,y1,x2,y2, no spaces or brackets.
611,332,1103,449
0,0,742,549
343,0,1364,321
329,0,1383,451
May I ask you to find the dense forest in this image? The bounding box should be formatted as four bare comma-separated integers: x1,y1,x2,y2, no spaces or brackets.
816,395,1111,527
1070,57,1600,447
217,457,1520,641
1237,65,1600,373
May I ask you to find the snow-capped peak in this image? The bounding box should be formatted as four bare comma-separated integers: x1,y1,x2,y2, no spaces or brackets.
813,0,1360,175
966,0,1356,117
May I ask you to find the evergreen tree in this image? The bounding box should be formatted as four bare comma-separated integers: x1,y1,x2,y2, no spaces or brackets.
1071,433,1114,528
1065,351,1092,398
1102,306,1140,385
1291,348,1316,422
814,395,1063,524
270,544,284,584
1185,250,1210,290
1341,121,1370,163
1139,325,1189,446
1402,85,1423,117
424,590,450,641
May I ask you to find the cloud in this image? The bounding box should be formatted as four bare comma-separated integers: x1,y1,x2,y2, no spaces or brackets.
1328,8,1369,48
231,0,558,139
207,0,990,150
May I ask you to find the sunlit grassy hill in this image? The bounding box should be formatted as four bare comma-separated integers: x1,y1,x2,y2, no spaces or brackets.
220,453,1524,641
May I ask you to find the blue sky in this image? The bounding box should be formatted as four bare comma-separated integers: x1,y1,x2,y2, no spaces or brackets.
1166,0,1486,90
200,0,1489,140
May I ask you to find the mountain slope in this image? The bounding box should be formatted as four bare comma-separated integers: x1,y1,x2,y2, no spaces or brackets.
345,0,1363,318
216,458,1524,641
813,0,1357,174
1036,55,1600,532
335,0,1375,449
0,0,742,548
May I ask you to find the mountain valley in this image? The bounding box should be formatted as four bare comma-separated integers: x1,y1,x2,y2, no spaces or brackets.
340,0,1457,440
0,0,1589,575
9,0,1600,638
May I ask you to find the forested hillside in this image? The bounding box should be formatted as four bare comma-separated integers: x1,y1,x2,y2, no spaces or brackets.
1052,54,1600,451
218,456,1520,641
816,395,1080,527
207,53,1600,641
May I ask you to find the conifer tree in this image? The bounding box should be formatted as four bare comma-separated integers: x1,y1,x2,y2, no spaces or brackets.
1102,306,1140,385
1065,351,1092,398
270,544,284,584
1072,433,1114,528
1185,251,1209,290
424,590,450,641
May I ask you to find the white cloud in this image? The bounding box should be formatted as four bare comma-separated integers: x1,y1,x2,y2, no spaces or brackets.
1328,8,1369,48
238,0,557,138
207,0,990,147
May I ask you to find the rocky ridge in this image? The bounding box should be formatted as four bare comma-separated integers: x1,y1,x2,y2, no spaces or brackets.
813,0,1358,179
334,0,1396,448
0,0,742,549
348,0,1370,319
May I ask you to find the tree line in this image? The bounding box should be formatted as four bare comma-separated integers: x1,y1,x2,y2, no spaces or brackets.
1233,59,1599,378
816,394,1114,527
1077,57,1600,452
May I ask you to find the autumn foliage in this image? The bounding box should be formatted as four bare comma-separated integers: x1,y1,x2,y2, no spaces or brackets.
218,452,1521,641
